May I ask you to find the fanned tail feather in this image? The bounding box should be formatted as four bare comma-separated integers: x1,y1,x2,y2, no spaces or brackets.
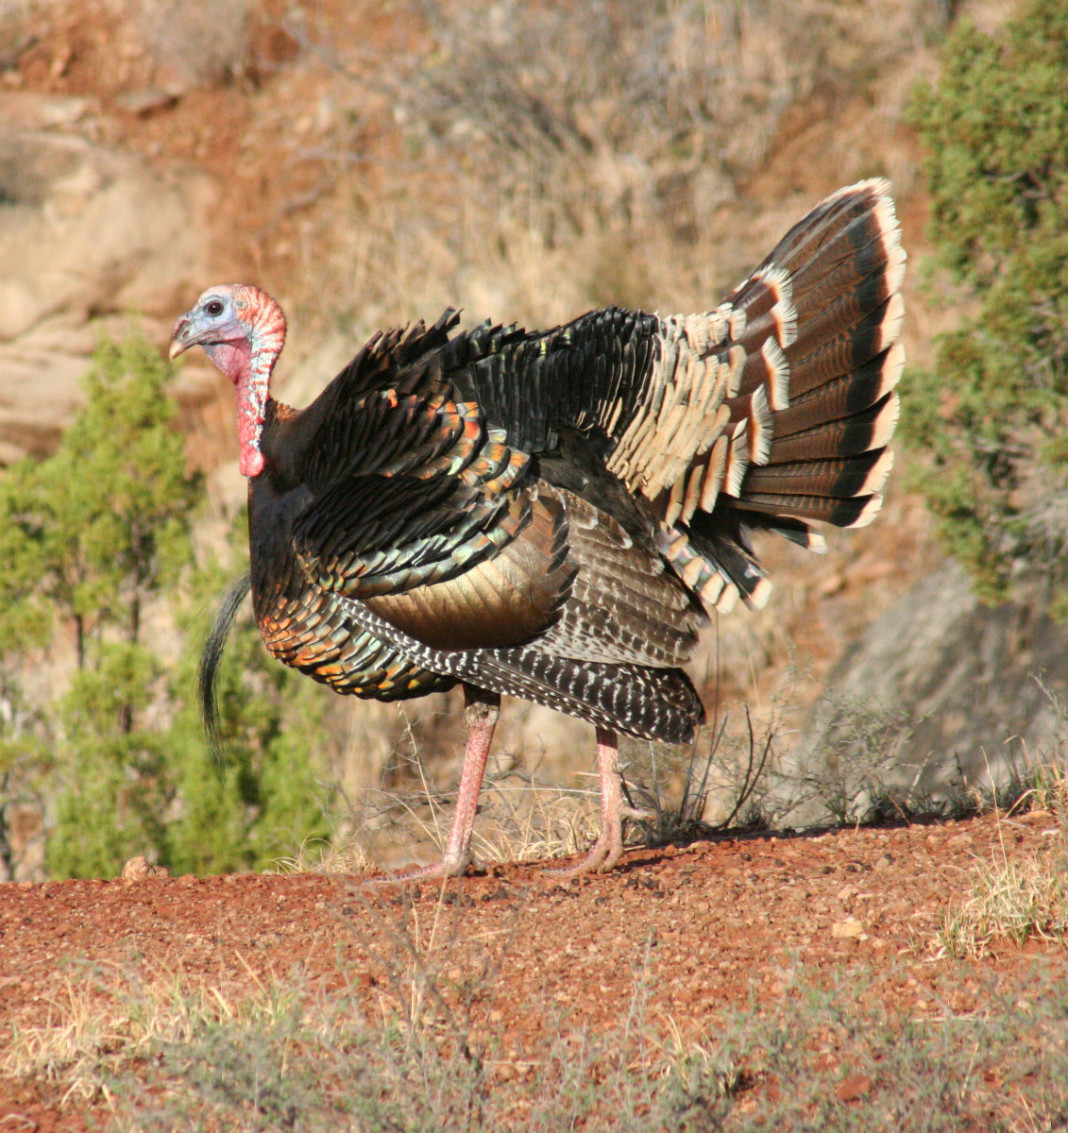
654,179,905,612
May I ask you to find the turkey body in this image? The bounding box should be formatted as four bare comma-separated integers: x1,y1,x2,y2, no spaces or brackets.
248,306,711,742
173,180,905,877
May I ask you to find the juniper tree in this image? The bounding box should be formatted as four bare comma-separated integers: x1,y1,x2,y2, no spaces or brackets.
906,2,1068,612
1,330,333,879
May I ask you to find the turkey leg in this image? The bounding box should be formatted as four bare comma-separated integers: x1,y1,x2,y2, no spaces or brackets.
547,727,647,876
437,684,501,874
370,683,499,882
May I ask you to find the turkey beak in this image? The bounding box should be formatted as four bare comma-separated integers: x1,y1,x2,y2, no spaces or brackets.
169,314,194,360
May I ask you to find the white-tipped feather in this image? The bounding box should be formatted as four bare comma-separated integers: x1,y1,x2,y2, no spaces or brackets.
761,337,791,410
700,573,725,606
881,341,906,394
728,306,747,342
707,303,731,343
680,461,707,525
885,244,908,298
869,392,901,450
663,472,685,528
748,384,772,466
748,576,774,610
761,264,797,348
715,582,740,615
844,492,886,529
869,182,903,250
858,448,895,496
877,293,905,353
824,177,892,206
725,420,750,496
727,344,746,398
680,557,706,589
684,313,709,354
699,434,729,512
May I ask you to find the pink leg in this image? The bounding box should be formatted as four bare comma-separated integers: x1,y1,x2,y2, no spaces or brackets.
547,727,647,877
437,686,500,874
369,685,499,883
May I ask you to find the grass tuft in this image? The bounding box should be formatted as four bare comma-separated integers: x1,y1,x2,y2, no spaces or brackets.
935,849,1068,960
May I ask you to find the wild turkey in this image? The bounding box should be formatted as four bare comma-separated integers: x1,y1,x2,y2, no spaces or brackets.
172,179,904,878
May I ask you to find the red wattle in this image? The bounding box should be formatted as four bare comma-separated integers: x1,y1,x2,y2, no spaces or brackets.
240,449,265,477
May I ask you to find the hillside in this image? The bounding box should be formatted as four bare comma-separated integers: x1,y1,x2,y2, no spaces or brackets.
2,808,1067,1128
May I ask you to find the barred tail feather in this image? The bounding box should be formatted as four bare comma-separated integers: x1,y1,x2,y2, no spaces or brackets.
658,180,905,611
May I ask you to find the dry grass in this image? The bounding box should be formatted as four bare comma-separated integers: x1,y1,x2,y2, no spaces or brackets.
134,0,253,89
266,836,376,876
6,942,1068,1131
934,755,1068,960
935,848,1068,960
345,771,600,873
1,960,307,1105
281,0,944,338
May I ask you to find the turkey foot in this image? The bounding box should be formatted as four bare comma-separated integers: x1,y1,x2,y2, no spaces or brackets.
545,728,648,877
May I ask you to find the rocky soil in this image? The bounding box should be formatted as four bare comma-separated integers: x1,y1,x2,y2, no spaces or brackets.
2,809,1066,1129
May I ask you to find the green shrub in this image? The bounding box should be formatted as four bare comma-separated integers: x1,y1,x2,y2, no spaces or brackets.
2,330,335,880
905,2,1068,609
161,567,336,876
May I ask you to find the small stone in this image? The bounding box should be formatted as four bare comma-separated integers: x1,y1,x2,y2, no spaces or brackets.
120,856,170,881
832,918,865,940
114,89,179,116
818,572,845,597
835,1073,872,1102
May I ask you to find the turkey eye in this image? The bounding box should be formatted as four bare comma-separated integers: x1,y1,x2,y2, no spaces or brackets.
205,299,225,317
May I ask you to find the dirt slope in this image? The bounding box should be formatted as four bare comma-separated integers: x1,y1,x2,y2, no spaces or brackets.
2,810,1065,1129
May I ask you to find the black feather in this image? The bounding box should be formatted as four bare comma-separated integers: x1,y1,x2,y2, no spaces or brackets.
199,572,252,771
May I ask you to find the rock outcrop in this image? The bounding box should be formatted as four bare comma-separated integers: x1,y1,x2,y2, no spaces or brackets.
0,94,215,463
785,561,1068,824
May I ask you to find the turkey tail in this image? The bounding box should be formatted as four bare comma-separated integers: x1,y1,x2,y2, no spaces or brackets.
656,180,904,610
199,572,252,769
437,183,902,618
725,180,903,543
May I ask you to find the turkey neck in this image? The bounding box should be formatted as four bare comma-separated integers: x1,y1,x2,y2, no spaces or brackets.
230,300,286,480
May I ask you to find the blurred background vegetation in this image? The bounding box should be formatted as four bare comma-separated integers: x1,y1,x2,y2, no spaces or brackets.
0,0,1065,880
904,2,1068,611
0,336,334,878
